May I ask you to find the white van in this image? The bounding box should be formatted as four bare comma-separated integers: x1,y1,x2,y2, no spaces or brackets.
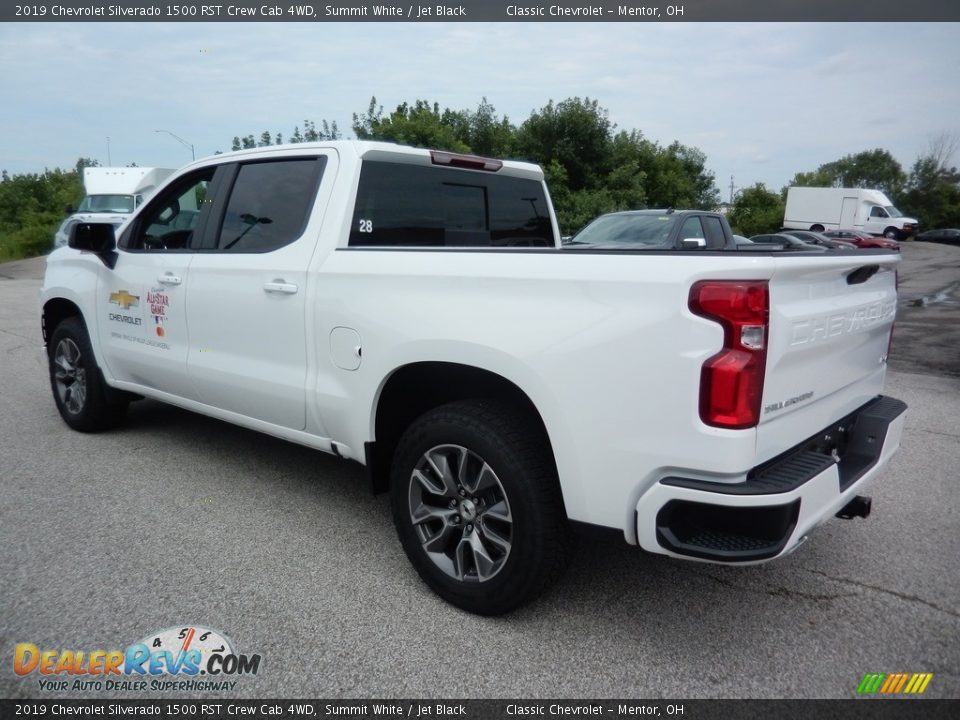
783,187,919,239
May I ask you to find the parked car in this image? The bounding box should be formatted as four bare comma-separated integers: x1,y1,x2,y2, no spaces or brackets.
915,228,960,245
780,230,857,250
749,233,827,251
823,229,900,250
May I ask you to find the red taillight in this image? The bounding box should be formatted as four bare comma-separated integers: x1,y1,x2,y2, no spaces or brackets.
689,280,769,429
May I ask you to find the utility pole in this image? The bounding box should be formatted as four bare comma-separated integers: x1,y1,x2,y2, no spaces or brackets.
106,136,112,165
728,175,736,204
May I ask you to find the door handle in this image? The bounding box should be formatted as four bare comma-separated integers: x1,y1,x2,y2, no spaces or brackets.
263,281,299,295
158,273,182,285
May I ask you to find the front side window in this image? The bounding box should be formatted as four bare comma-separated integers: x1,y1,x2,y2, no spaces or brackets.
349,161,552,248
125,170,214,251
679,216,706,243
217,158,325,253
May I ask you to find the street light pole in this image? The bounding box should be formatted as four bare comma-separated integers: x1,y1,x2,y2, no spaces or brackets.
154,129,195,160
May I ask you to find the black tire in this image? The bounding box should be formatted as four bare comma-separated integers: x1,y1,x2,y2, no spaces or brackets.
883,227,899,240
390,399,571,615
48,317,128,432
810,224,825,232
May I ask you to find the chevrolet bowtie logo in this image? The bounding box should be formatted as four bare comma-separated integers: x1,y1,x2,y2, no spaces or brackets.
109,290,140,310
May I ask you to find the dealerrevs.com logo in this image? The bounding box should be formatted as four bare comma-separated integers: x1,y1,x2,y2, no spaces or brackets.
14,626,261,692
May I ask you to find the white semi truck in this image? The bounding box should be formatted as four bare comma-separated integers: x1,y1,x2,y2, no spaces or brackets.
783,187,919,239
53,167,175,249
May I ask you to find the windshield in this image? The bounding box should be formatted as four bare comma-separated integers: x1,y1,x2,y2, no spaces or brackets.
77,194,136,214
569,214,676,247
884,205,904,218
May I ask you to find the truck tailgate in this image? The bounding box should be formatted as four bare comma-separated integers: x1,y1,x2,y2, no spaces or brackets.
757,252,900,463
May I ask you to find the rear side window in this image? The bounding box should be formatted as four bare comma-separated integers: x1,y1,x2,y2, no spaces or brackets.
349,161,552,248
217,158,325,253
702,216,727,249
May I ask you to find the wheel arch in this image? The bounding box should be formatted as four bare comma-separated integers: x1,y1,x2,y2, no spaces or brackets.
367,361,558,498
42,297,85,347
42,295,135,405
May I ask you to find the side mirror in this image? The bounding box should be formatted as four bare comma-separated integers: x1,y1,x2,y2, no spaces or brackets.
69,223,118,268
681,237,707,248
69,222,115,252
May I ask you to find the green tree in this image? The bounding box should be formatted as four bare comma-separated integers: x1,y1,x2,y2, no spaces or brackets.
0,162,86,261
790,149,906,197
727,183,784,237
514,97,614,192
353,97,471,152
900,134,960,229
465,98,514,157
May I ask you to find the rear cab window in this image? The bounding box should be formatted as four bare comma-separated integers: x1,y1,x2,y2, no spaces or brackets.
348,161,552,248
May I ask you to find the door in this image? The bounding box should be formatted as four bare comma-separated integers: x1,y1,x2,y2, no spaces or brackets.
98,168,218,399
863,205,889,235
185,154,332,430
839,197,858,229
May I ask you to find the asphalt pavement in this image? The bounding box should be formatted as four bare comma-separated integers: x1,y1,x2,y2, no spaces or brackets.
1,245,958,700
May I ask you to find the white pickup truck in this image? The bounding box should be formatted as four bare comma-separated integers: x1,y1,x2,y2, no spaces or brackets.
41,141,907,615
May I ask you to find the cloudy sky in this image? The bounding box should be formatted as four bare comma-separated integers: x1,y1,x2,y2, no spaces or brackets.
2,22,958,197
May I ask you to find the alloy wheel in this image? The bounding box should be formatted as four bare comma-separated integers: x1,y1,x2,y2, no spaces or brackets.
408,444,513,582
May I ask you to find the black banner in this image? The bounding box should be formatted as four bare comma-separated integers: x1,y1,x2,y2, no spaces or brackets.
2,700,959,720
3,0,960,23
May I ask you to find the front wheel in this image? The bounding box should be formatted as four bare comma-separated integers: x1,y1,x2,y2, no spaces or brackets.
390,400,571,615
48,317,127,432
883,227,899,239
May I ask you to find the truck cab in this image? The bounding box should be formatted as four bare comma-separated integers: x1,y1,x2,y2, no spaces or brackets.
862,198,917,238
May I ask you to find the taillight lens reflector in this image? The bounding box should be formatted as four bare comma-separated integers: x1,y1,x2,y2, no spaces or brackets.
689,281,770,429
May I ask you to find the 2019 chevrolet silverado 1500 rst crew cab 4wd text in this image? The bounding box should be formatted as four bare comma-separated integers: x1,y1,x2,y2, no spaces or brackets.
41,142,907,615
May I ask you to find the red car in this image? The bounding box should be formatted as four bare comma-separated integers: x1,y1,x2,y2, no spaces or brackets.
823,229,900,250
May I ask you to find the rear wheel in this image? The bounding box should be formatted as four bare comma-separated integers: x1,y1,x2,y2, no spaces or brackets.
811,224,825,232
48,317,127,432
390,400,571,615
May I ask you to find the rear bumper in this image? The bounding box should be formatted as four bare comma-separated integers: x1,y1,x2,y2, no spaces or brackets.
635,395,907,563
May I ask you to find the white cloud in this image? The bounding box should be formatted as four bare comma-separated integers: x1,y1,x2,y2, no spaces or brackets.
0,21,957,195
